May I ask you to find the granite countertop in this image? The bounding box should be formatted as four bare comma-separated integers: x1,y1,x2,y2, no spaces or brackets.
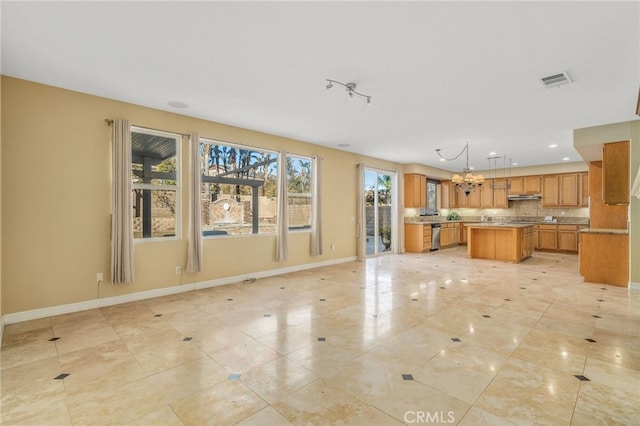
465,222,535,229
579,228,629,235
405,217,589,225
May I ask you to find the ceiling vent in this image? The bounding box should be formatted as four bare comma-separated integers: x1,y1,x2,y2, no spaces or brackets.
539,71,572,88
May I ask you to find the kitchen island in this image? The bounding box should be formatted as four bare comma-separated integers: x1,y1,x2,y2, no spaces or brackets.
467,223,535,263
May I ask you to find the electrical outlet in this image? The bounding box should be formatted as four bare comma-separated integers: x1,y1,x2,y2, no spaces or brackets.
175,266,181,275
96,272,103,283
330,243,336,251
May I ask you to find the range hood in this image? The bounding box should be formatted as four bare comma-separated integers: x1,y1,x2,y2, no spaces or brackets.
508,194,542,201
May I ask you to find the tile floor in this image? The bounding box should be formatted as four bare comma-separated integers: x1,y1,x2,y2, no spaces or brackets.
1,247,639,425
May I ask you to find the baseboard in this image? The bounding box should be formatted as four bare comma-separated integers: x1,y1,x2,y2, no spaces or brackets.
2,256,357,325
0,315,4,345
630,281,640,290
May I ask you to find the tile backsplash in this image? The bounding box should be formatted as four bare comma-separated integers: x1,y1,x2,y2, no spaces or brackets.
406,200,589,220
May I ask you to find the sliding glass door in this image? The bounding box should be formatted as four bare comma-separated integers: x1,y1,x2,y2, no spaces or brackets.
364,168,397,256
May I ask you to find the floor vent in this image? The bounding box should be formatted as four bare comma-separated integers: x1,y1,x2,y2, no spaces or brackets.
539,71,572,88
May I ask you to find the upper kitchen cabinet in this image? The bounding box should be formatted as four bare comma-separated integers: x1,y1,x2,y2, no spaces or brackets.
523,176,542,194
580,172,589,206
508,177,523,195
542,173,583,207
508,176,541,195
542,175,559,207
602,141,630,205
441,181,453,208
493,178,509,208
559,174,579,206
467,182,493,208
404,173,426,208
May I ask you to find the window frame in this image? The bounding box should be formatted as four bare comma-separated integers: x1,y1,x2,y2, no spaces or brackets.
425,179,439,215
131,126,182,242
199,137,278,238
285,154,314,232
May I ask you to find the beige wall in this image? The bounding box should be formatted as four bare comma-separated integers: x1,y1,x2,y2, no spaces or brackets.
1,76,403,314
574,120,640,285
0,74,3,323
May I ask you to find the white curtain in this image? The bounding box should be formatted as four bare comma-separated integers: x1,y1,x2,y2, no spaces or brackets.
110,119,135,284
276,151,289,261
356,163,366,261
632,165,640,199
310,156,323,256
186,133,203,273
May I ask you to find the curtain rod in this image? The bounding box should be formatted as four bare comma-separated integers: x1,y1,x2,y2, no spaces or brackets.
104,118,324,159
105,119,190,138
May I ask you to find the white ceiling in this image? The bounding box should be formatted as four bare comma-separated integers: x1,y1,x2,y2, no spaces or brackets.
2,1,639,175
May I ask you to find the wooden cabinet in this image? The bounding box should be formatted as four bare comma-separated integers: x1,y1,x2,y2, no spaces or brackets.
441,181,462,208
509,176,541,195
537,224,558,250
441,181,452,208
492,178,508,208
482,181,494,206
559,174,579,206
602,141,630,205
558,225,579,251
460,222,470,245
542,175,560,207
446,172,584,209
440,222,460,247
522,226,535,259
456,190,468,208
404,174,426,208
404,223,432,253
467,187,482,208
508,177,523,195
543,173,582,207
537,224,585,252
469,181,495,208
580,232,629,287
467,224,534,263
524,176,541,194
580,172,589,206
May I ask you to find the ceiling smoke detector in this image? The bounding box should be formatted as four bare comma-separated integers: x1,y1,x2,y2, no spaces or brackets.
539,71,572,88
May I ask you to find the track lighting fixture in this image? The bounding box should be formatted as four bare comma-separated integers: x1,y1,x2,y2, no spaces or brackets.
326,79,372,104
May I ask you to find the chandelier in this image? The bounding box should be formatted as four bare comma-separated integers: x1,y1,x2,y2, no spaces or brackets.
326,79,372,104
436,142,485,195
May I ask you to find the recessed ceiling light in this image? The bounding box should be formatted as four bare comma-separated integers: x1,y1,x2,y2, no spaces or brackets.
439,158,446,162
512,162,519,165
168,101,189,109
548,144,558,148
489,151,496,156
469,166,475,170
562,157,570,161
337,143,351,148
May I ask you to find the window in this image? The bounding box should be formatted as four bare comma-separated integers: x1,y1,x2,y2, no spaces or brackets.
200,139,278,236
426,179,438,215
286,155,313,230
131,127,181,239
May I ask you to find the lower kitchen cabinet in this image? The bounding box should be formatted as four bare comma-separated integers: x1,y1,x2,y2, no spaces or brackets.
440,222,460,247
537,224,558,250
580,231,629,286
536,224,585,252
405,223,432,253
